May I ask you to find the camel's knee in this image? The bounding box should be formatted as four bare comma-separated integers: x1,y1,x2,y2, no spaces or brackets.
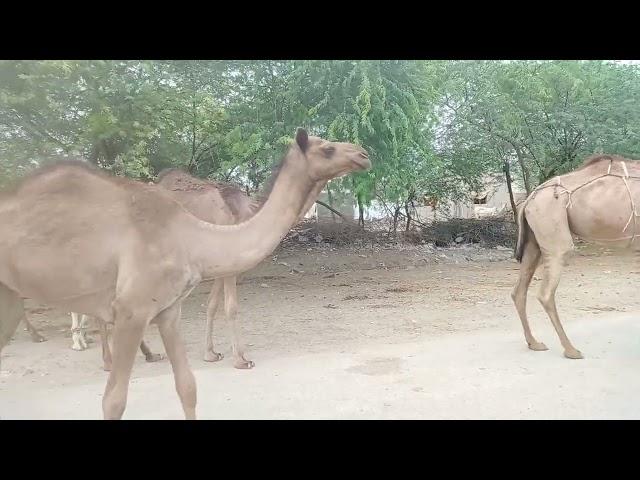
111,300,151,332
558,249,572,266
511,277,532,305
510,287,518,304
511,288,522,306
111,300,134,326
536,292,548,308
536,289,556,309
103,391,127,420
543,249,572,266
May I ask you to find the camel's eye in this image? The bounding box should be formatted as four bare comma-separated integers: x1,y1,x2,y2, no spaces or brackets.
323,146,335,157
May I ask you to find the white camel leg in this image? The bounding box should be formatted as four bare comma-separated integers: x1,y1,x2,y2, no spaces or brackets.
70,312,88,351
79,313,94,344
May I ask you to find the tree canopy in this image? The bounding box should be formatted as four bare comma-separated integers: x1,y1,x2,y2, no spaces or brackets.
2,60,639,226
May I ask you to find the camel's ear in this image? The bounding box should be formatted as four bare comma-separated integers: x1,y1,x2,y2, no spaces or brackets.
295,128,309,152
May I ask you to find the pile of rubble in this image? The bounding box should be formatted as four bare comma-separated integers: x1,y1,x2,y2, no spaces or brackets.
282,216,517,250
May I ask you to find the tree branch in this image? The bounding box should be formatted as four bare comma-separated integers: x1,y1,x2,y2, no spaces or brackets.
315,200,351,222
11,111,71,151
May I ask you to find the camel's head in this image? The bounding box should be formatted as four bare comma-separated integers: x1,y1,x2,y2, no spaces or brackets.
291,128,371,182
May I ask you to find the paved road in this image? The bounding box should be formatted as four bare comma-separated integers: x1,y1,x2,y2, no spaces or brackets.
2,313,639,419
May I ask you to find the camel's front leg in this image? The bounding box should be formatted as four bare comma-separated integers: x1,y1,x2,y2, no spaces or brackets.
203,279,224,362
102,313,146,420
156,302,197,420
224,277,254,369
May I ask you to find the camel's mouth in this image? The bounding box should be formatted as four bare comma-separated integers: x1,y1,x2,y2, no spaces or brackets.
351,154,371,171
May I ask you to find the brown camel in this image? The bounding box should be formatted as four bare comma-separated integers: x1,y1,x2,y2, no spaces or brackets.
0,128,370,419
155,169,328,369
512,154,640,359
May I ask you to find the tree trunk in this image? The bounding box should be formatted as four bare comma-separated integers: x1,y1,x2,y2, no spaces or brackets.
315,201,348,222
503,159,518,223
187,97,197,173
326,185,336,222
404,202,412,231
357,194,365,229
514,146,532,195
392,205,400,233
410,199,419,224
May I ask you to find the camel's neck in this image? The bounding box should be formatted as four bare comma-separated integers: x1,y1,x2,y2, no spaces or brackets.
187,156,315,279
297,180,328,222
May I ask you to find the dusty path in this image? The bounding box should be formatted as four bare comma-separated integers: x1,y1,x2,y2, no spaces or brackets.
3,313,640,419
1,243,639,419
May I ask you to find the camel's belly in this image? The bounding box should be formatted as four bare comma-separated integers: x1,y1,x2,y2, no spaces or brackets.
567,184,639,245
0,245,118,320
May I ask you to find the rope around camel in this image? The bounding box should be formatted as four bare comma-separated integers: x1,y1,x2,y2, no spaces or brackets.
525,158,640,247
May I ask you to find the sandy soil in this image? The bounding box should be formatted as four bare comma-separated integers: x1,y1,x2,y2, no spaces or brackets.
1,242,639,419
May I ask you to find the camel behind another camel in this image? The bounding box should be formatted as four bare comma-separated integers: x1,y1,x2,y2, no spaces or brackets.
512,154,640,359
152,170,272,369
156,169,328,368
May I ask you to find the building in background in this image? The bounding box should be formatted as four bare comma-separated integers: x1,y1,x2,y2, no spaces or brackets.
304,174,526,223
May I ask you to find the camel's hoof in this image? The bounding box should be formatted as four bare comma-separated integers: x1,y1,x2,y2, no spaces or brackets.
204,351,224,362
71,344,86,351
527,341,548,352
145,353,165,363
564,348,584,360
234,360,255,370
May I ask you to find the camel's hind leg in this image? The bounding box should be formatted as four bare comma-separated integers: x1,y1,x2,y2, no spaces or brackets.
70,312,89,351
511,236,547,351
139,340,165,363
23,315,46,343
537,252,583,359
100,321,163,370
0,283,26,370
527,202,582,359
79,314,95,344
100,321,113,371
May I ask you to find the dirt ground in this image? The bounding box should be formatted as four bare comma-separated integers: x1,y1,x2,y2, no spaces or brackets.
2,240,640,419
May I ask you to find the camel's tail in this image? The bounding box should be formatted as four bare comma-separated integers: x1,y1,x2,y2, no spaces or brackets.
0,283,24,370
514,202,530,263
